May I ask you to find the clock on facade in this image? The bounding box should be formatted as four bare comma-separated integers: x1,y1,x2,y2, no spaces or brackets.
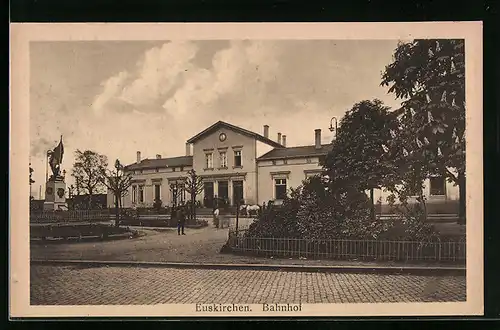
219,133,227,142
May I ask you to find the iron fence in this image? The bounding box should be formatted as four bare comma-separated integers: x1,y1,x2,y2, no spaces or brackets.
227,228,466,263
30,209,113,224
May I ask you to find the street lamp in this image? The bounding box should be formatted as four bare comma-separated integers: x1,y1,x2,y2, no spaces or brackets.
29,162,35,201
329,116,338,139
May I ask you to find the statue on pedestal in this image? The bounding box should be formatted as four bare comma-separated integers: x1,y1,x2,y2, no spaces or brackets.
47,135,65,181
44,136,68,211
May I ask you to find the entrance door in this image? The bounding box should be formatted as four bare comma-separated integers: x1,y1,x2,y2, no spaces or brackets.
203,182,214,207
218,181,229,205
233,180,244,205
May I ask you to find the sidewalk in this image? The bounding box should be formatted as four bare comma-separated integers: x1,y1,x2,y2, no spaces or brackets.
30,226,465,275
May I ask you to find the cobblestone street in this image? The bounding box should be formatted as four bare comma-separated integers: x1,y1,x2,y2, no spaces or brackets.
30,265,466,305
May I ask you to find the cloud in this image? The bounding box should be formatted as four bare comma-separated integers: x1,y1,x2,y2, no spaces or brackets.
30,40,402,191
92,71,130,115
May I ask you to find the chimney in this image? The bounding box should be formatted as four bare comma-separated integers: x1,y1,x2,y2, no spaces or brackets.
282,135,287,147
185,143,191,156
277,132,282,145
315,129,321,149
263,125,269,138
136,151,141,164
156,154,161,159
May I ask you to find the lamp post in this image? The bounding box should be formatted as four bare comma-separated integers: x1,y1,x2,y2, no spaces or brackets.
328,116,339,218
329,116,338,139
29,162,34,201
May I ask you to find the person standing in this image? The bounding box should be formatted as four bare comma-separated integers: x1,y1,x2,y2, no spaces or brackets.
177,206,186,235
213,207,220,229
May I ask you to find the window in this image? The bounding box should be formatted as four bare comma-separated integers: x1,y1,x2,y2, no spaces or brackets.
203,182,214,207
154,184,161,201
234,150,242,167
218,181,229,202
275,179,287,200
306,158,312,164
283,159,288,164
132,185,137,203
220,151,227,168
139,185,144,203
430,176,446,196
233,180,244,205
205,153,213,169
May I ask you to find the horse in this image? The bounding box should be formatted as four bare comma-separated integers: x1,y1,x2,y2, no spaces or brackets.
239,204,261,217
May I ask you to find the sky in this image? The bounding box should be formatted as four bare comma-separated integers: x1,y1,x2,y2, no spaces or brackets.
30,39,403,199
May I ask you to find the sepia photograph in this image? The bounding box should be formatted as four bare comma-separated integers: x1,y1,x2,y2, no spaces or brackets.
10,22,483,317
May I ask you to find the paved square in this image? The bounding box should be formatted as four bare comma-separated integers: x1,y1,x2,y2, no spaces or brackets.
30,265,466,305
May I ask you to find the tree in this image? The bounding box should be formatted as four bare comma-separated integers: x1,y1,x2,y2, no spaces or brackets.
183,169,204,222
381,39,466,224
322,99,399,220
71,150,108,209
100,159,133,226
68,184,75,198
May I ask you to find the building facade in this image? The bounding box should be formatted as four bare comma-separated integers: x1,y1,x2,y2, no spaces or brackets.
107,121,459,213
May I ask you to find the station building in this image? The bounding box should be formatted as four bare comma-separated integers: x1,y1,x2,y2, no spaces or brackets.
107,121,459,214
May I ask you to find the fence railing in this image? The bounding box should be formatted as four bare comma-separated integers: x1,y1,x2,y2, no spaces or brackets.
30,209,113,224
227,228,466,263
29,208,220,224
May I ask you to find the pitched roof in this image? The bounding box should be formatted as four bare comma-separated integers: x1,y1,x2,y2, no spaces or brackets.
124,156,193,171
257,144,333,161
186,121,284,148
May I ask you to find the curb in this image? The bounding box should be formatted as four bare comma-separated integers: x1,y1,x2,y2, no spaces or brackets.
30,259,466,276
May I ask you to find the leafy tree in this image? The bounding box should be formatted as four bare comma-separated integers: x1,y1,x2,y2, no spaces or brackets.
71,150,108,209
183,169,204,222
381,39,466,224
322,99,399,220
100,159,133,226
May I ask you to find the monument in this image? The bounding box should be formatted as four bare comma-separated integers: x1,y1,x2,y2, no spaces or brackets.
44,136,68,211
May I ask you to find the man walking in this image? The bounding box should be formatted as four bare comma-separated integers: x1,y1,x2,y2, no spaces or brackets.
177,206,186,235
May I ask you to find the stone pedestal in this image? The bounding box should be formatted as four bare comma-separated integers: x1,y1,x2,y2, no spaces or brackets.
44,177,68,211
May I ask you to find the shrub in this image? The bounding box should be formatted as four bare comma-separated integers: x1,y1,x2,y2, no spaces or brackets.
244,175,444,242
246,177,391,240
246,189,301,238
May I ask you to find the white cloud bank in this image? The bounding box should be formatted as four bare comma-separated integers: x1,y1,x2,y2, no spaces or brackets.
31,40,401,191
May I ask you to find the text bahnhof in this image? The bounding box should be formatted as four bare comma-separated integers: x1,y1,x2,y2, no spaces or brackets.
195,303,302,312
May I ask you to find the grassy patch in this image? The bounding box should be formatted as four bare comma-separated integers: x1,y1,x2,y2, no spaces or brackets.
30,223,139,242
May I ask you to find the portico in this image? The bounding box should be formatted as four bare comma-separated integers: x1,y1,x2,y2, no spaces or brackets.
199,172,247,207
